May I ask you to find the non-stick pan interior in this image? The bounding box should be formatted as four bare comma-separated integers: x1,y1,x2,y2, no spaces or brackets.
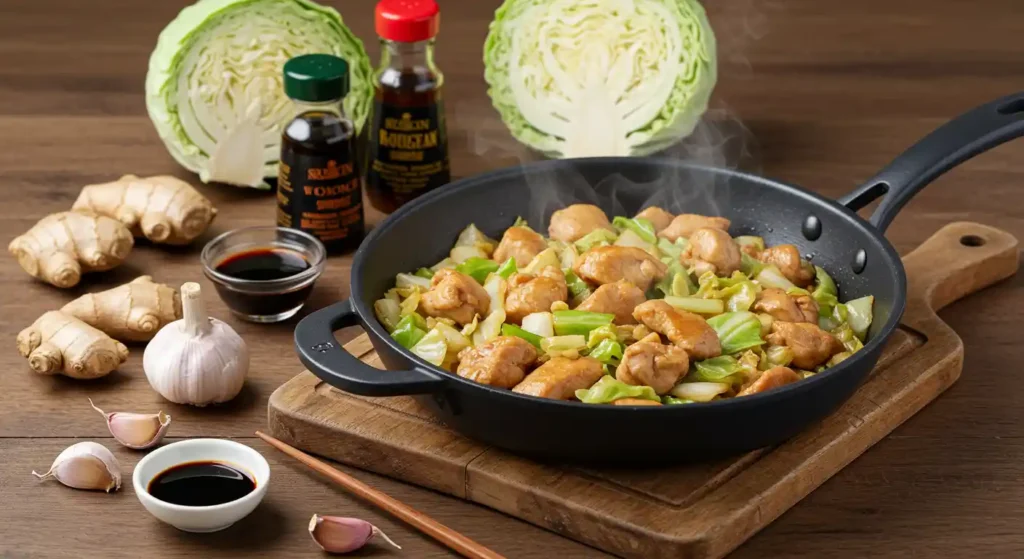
355,157,904,345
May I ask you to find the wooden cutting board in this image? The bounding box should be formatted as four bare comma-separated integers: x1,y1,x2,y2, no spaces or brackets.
268,222,1019,559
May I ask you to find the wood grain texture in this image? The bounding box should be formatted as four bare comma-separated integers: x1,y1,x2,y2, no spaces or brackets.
268,223,1018,558
2,0,1024,557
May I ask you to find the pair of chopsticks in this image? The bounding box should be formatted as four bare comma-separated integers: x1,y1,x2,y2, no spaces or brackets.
255,431,505,559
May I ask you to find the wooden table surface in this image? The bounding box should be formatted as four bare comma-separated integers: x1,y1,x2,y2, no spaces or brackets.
2,0,1023,557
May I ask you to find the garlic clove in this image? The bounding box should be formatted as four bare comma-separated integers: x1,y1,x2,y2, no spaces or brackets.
308,514,402,554
89,399,171,450
32,441,121,492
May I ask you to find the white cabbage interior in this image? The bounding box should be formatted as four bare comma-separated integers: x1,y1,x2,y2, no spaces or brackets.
172,0,348,177
507,0,685,157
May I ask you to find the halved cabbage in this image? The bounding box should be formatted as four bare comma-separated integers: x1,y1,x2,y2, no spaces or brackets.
483,0,717,158
146,0,373,188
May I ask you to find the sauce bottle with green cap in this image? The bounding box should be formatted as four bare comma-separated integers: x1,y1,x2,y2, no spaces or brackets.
277,53,364,253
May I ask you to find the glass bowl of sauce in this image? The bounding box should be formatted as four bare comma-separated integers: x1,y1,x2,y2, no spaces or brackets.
201,226,326,323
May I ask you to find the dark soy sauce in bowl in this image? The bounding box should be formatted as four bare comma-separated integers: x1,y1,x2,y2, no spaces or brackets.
147,461,256,507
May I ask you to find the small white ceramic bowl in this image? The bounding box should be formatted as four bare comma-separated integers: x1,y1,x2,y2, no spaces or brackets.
133,438,270,533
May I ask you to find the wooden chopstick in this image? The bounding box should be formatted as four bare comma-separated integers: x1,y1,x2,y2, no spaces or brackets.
255,431,506,559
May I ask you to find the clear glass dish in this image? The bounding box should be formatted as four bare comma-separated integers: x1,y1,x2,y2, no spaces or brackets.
201,227,326,323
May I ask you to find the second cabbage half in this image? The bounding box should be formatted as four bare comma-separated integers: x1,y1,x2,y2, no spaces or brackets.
483,0,717,159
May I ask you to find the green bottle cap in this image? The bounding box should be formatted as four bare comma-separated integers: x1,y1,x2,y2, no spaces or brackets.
283,54,350,102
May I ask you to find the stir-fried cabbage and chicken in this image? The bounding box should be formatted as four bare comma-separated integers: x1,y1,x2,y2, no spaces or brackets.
374,204,874,406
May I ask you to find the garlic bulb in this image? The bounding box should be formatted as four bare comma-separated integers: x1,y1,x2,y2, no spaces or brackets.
143,282,249,406
89,398,171,449
308,515,401,554
32,441,121,492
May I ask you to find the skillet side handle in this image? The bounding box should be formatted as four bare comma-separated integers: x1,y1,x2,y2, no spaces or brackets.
295,300,446,396
902,222,1019,313
839,92,1024,232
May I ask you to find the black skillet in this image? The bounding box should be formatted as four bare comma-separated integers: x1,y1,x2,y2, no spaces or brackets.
295,92,1024,464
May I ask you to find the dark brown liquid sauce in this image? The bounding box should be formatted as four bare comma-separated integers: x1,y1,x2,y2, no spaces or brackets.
216,248,310,280
213,248,314,316
147,461,255,507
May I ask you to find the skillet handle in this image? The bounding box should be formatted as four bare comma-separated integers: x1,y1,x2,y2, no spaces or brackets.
295,300,446,396
839,92,1024,231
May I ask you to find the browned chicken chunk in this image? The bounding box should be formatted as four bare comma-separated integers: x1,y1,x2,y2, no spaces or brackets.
753,288,819,323
766,322,843,369
548,204,613,243
612,398,663,406
633,300,721,360
420,269,491,325
505,266,568,324
493,226,547,267
574,246,668,292
681,227,741,276
512,357,605,400
737,366,801,396
456,336,538,388
760,244,814,287
616,333,690,394
659,214,731,241
635,206,675,233
575,280,646,324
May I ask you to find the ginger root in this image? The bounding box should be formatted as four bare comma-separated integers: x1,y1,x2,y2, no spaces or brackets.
17,311,129,379
72,175,218,245
9,212,134,288
62,276,182,342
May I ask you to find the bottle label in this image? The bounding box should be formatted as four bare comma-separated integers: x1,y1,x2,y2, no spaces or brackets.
366,100,450,198
277,152,363,245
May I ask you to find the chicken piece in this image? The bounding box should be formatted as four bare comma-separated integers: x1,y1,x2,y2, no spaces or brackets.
612,398,663,406
548,204,613,243
753,288,818,323
575,280,646,324
633,300,721,360
760,244,814,287
766,322,844,369
505,266,568,324
420,269,491,325
737,366,801,396
456,336,538,388
493,226,547,267
574,246,668,292
635,207,675,233
512,357,605,400
681,228,741,276
616,333,690,394
658,214,731,241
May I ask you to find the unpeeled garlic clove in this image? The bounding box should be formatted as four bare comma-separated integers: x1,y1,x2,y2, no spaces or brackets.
32,441,121,492
89,398,170,449
308,514,402,554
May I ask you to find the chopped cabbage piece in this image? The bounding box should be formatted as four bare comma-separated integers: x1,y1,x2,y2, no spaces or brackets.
472,310,506,346
455,224,497,255
457,257,500,284
755,265,797,291
523,247,560,274
451,245,490,265
573,229,618,253
410,328,447,366
587,338,624,365
690,355,745,384
483,274,508,315
664,296,724,315
501,323,543,348
521,312,555,338
845,295,874,341
564,269,593,305
541,334,587,359
496,257,517,279
575,375,659,404
670,381,730,402
706,311,764,354
553,310,615,336
612,216,657,244
396,273,431,290
374,298,401,332
811,266,839,317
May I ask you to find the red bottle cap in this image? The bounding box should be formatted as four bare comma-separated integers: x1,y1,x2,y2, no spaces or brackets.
375,0,440,43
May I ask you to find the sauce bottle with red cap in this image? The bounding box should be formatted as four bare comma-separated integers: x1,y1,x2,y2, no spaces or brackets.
365,0,450,214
